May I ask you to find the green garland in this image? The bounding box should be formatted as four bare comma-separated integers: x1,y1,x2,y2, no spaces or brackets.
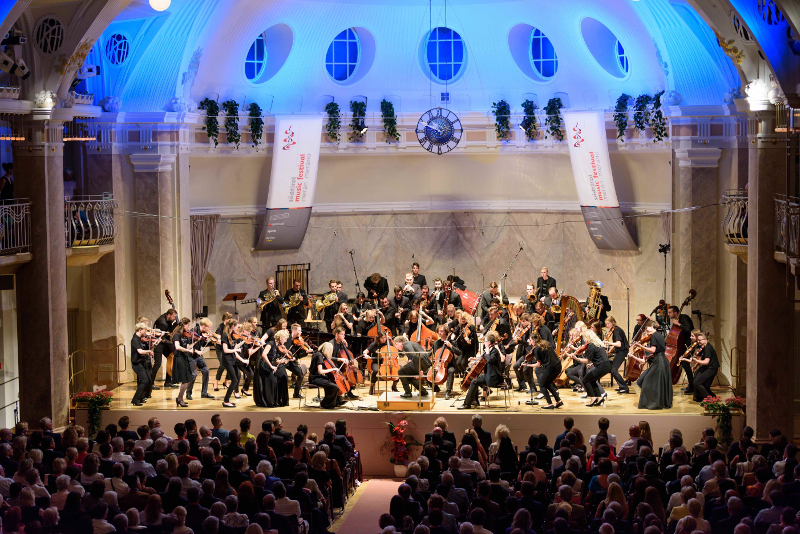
198,98,219,147
544,97,564,141
349,100,367,142
247,103,264,147
491,99,511,141
520,99,538,141
324,102,342,143
650,91,668,143
221,99,241,149
614,94,632,140
380,99,400,143
633,94,653,133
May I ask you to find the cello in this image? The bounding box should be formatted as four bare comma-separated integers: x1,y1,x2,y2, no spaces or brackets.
624,328,651,382
413,313,439,350
321,352,351,394
666,289,697,384
340,342,364,386
427,335,453,385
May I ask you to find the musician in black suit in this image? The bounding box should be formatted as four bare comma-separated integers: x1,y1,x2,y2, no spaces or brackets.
258,277,284,330
479,282,508,317
322,280,347,327
283,279,309,326
401,273,422,301
391,286,412,326
689,332,719,402
668,305,695,393
131,323,154,406
520,284,538,315
479,306,511,348
364,272,389,300
460,331,503,409
603,316,630,394
437,281,463,322
429,324,461,399
283,324,311,399
535,267,557,301
394,337,431,398
412,262,427,288
151,309,178,390
379,297,398,335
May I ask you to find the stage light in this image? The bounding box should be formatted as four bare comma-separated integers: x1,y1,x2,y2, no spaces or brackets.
149,0,171,11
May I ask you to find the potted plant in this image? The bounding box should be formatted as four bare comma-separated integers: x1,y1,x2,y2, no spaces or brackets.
544,97,564,141
633,94,653,135
221,99,241,149
247,103,264,148
349,100,367,142
491,99,511,141
700,395,745,449
324,102,342,143
614,94,632,140
650,90,668,142
520,99,538,141
382,418,422,477
71,390,114,438
198,98,220,147
380,99,400,143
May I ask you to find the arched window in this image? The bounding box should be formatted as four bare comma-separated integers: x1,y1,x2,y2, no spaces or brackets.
425,27,465,83
529,27,558,79
104,34,130,66
326,28,360,82
245,32,267,81
615,39,629,75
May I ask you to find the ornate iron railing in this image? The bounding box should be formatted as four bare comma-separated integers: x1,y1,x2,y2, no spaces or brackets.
64,194,117,248
721,189,747,245
0,199,31,256
775,195,800,258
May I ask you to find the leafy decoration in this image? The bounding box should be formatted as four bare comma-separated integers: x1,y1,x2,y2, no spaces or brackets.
520,99,538,141
380,418,422,466
71,390,113,438
491,99,511,141
650,91,668,143
349,100,367,142
198,98,219,147
544,97,564,141
614,94,632,140
380,99,400,143
221,99,241,149
633,94,653,133
324,102,342,143
247,103,264,147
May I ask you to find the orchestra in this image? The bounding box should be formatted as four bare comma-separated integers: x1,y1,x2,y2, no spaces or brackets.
131,262,720,412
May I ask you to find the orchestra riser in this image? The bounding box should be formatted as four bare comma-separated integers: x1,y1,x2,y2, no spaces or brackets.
79,383,742,477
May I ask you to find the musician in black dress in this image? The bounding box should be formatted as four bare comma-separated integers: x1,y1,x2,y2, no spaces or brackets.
258,277,284,331
535,301,556,333
186,318,215,400
459,331,503,409
363,330,395,395
284,324,310,398
535,267,557,301
270,330,291,407
689,332,719,402
395,336,431,398
130,323,154,406
404,309,435,339
604,317,630,394
632,320,673,410
412,262,427,288
429,324,461,399
283,279,309,326
571,328,611,406
264,319,287,343
172,318,200,407
310,342,346,409
220,320,245,408
529,338,563,409
253,331,279,408
235,322,258,399
151,309,178,390
668,305,696,393
454,312,477,374
213,312,233,392
365,273,389,300
509,314,534,393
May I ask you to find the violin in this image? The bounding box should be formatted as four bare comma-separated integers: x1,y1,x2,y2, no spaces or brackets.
275,343,295,365
202,331,221,344
293,336,314,353
182,330,202,342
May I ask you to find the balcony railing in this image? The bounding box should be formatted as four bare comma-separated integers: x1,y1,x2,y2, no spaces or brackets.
65,194,117,248
722,189,748,245
775,195,800,258
0,199,31,256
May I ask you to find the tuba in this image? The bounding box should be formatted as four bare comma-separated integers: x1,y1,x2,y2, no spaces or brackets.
585,280,604,321
314,292,338,313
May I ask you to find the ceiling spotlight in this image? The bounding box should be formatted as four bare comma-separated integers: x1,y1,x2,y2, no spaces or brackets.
149,0,171,11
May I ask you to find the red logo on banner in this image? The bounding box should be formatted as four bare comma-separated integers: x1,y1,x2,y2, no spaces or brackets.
282,127,296,150
572,122,584,147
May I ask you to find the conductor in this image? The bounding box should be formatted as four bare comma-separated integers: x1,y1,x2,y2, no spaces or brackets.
393,336,431,398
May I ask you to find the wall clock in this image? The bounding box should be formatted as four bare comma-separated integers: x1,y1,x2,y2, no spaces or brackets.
415,107,463,154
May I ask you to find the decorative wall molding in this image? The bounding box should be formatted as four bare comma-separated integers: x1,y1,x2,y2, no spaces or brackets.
190,200,672,218
129,153,177,173
674,148,722,168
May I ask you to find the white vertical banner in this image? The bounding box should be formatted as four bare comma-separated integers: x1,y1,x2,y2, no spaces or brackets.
562,110,638,250
255,115,324,250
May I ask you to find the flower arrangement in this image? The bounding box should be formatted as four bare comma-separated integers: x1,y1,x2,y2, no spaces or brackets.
71,390,113,438
700,395,745,449
382,418,421,466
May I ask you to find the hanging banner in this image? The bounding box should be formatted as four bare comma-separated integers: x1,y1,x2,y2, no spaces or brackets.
254,115,324,250
562,110,638,251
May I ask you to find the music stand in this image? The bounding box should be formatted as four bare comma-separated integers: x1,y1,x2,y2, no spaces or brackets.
223,293,248,318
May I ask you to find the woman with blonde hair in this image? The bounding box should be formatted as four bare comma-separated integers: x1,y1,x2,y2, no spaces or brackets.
638,421,653,446
596,481,628,518
332,303,354,334
571,327,611,406
221,319,245,408
165,453,179,478
489,424,512,459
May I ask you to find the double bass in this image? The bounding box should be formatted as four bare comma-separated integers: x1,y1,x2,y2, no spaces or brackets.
666,289,697,384
413,315,439,351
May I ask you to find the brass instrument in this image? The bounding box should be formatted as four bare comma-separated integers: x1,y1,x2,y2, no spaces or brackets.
314,292,338,313
242,290,279,311
585,280,604,321
282,292,304,310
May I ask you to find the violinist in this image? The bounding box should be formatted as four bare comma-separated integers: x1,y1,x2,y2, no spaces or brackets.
237,322,261,399
365,273,389,301
689,331,719,402
221,319,246,408
269,330,292,407
213,312,233,393
331,327,359,400
363,330,396,395
630,320,673,410
186,318,216,401
453,312,477,374
527,338,563,409
331,303,355,335
571,326,611,407
258,277,285,332
412,262,427,288
520,284,538,315
430,324,461,399
478,307,511,348
419,285,438,319
603,316,630,395
508,302,525,330
394,335,431,398
352,292,373,323
284,324,310,399
152,308,178,391
171,318,202,407
563,327,587,393
264,319,288,343
510,314,535,394
378,297,397,335
459,331,503,409
253,328,281,408
391,286,411,327
310,342,347,409
283,279,309,326
442,304,458,331
130,323,154,406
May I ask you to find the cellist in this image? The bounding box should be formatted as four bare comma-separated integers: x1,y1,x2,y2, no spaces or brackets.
331,327,359,400
459,331,503,409
362,329,396,395
429,324,461,400
309,342,347,409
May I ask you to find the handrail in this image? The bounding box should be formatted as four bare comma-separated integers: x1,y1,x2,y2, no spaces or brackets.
774,194,800,258
0,199,31,256
721,189,747,245
65,194,118,248
69,344,128,396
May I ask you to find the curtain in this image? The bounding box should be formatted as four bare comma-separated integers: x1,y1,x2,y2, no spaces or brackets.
191,214,220,316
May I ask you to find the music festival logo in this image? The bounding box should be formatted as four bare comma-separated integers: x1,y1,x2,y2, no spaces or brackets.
282,126,296,150
572,122,584,147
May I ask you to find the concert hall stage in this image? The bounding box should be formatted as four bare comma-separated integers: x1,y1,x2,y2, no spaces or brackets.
79,382,742,477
